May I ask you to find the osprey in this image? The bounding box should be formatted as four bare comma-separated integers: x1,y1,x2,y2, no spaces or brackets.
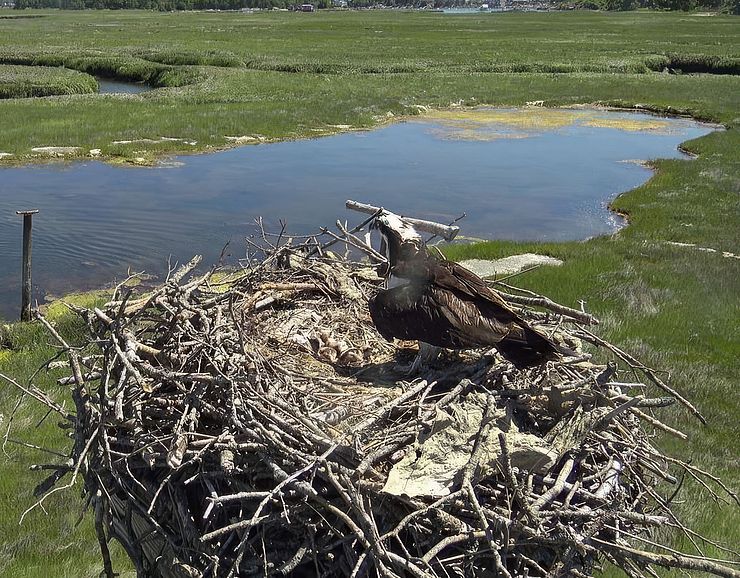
368,213,560,369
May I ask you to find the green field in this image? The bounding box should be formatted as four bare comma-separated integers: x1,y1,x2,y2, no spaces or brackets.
0,8,738,578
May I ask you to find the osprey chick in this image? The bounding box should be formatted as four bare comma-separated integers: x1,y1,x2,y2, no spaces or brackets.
369,213,560,369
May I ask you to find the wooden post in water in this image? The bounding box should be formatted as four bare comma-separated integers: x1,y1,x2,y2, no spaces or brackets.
16,209,39,322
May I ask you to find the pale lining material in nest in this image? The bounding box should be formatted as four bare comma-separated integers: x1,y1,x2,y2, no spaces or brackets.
13,227,739,578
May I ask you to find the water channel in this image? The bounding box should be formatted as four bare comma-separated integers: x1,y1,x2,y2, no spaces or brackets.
97,77,151,95
0,108,715,320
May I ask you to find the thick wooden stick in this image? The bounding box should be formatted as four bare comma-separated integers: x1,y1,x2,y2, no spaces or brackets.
592,538,740,578
346,200,460,241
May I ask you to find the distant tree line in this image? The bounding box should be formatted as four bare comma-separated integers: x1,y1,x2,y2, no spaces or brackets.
13,0,331,9
12,0,739,14
564,0,737,13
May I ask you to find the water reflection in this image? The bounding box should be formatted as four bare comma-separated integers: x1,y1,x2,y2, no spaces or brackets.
0,109,715,319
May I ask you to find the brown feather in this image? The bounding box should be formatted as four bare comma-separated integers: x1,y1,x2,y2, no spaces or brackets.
369,255,560,368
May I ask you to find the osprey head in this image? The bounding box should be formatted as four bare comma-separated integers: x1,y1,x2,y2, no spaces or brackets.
371,212,425,278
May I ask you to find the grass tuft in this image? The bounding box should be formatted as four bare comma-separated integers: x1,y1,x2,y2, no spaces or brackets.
0,65,97,98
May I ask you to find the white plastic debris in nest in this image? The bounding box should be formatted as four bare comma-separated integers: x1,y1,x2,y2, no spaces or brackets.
382,392,557,499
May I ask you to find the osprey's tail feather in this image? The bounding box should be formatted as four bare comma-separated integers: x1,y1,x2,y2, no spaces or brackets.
495,326,563,369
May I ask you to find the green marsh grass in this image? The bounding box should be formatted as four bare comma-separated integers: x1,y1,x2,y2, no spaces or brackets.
0,293,135,578
0,64,98,98
0,9,737,577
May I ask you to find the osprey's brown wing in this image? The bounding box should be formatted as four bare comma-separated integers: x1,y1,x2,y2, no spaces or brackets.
422,261,520,346
427,259,559,367
369,283,454,346
431,259,514,308
368,258,560,368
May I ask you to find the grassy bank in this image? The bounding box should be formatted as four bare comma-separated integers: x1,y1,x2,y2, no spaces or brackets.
0,8,738,578
0,64,98,98
0,293,135,577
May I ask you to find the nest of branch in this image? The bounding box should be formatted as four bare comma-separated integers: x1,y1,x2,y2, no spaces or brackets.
27,223,739,578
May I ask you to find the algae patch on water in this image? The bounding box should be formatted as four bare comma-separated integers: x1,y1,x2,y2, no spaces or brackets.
581,117,673,132
416,108,676,141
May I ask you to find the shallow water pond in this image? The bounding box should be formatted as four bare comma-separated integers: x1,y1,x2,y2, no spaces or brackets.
0,108,715,319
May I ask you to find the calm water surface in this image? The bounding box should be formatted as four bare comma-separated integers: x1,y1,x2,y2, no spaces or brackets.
0,109,714,319
97,78,151,94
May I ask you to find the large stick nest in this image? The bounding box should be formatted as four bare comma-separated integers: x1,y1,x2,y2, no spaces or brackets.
23,219,740,578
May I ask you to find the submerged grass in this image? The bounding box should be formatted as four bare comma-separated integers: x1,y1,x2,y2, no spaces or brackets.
0,8,737,578
416,108,681,142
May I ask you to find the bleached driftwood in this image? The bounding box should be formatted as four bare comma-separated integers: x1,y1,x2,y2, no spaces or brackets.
346,199,460,241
